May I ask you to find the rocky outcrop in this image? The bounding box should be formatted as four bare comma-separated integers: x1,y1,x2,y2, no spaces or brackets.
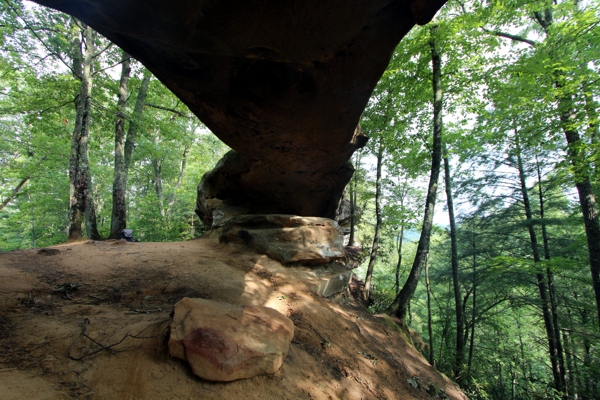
169,298,294,382
219,214,344,265
32,0,447,219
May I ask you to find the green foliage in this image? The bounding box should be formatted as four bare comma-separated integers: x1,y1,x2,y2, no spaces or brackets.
354,1,600,398
0,1,229,249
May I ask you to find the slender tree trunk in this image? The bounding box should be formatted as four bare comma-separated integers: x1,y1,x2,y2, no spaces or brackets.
444,142,465,379
124,69,151,172
109,50,131,238
467,231,476,375
394,178,408,294
108,68,151,236
166,145,190,216
29,193,35,248
516,317,527,384
566,303,583,398
536,155,567,390
395,224,405,294
515,133,565,393
0,177,29,211
425,254,435,366
68,21,99,240
152,155,165,218
386,26,443,324
348,152,360,246
437,282,452,368
67,19,84,240
363,138,384,304
562,329,574,397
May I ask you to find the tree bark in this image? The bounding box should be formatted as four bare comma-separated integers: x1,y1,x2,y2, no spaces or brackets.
68,21,99,240
152,155,165,218
536,155,567,394
109,50,131,239
108,67,151,236
363,138,384,304
166,145,190,217
348,152,360,246
386,26,443,324
444,142,465,379
124,69,152,173
467,233,476,375
395,224,405,294
394,178,408,294
425,254,435,366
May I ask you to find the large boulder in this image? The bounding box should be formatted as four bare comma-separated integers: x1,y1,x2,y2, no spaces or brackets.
169,298,294,382
219,214,345,265
32,0,447,219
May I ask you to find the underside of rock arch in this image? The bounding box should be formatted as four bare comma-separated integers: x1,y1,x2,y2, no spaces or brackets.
32,0,447,221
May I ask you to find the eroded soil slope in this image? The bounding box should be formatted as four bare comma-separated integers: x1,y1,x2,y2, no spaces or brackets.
0,238,467,400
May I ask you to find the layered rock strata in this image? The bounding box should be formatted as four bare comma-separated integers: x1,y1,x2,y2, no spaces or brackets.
219,214,345,265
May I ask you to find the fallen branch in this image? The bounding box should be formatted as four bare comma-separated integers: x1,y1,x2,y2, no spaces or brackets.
125,308,163,314
67,318,168,361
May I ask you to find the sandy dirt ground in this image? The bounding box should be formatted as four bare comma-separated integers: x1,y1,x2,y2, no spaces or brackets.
0,237,467,400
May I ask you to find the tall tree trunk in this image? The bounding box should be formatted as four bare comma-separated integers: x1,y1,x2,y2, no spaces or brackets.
394,178,408,294
386,26,443,324
348,152,360,246
152,153,165,218
467,234,476,375
584,83,599,146
535,155,567,390
363,138,384,304
124,69,151,173
562,329,574,397
395,223,405,294
444,142,465,379
29,193,35,248
85,185,101,239
515,133,565,393
166,145,190,216
108,68,151,236
68,21,99,240
109,50,131,239
516,317,528,384
425,254,435,366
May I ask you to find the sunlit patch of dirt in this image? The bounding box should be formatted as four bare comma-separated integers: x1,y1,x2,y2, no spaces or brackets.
0,238,467,399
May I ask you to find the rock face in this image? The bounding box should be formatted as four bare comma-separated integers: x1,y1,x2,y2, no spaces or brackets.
219,214,344,265
32,0,447,219
169,298,295,382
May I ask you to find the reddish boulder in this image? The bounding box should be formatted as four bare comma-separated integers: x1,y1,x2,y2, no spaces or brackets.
169,298,294,382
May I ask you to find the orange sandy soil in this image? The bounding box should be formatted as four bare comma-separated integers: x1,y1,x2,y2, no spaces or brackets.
0,237,467,400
